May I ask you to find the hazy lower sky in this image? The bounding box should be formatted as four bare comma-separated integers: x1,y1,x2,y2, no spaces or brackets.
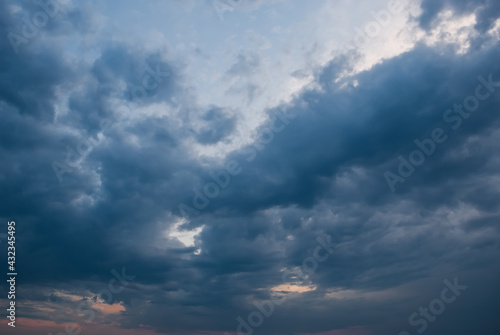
1,0,500,334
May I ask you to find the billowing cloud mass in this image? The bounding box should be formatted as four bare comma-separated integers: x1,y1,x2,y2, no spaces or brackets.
1,0,500,335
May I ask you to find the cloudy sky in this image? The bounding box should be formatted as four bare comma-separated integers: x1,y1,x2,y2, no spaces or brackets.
1,0,500,334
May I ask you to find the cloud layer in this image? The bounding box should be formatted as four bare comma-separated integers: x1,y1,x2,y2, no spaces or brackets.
1,0,500,334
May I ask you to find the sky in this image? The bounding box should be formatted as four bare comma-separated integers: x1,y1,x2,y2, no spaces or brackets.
1,0,500,334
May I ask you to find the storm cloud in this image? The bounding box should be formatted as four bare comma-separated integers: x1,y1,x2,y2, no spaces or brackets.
1,0,500,335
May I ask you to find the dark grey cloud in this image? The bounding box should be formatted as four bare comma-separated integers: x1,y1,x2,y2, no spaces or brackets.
1,1,500,335
194,107,236,144
419,0,500,32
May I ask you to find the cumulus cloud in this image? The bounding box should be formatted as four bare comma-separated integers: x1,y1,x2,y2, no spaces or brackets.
1,0,500,335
